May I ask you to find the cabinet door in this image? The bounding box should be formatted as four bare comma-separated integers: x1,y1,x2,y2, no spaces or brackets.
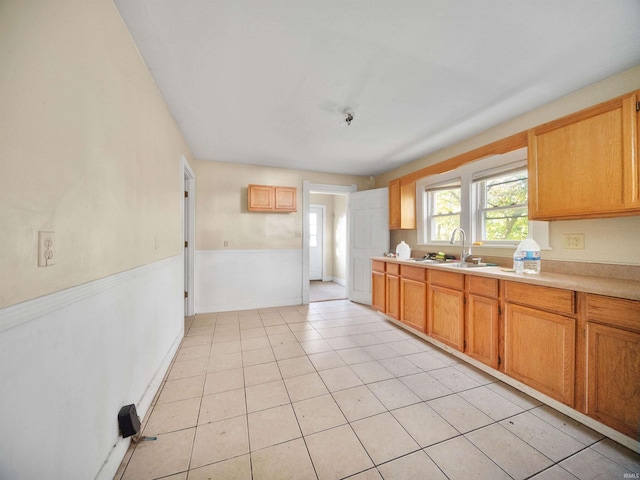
401,278,427,333
504,304,575,406
467,294,499,369
275,186,297,212
429,285,465,351
528,92,640,220
386,274,400,320
248,184,274,211
586,322,640,439
372,271,386,312
388,179,401,229
388,178,416,230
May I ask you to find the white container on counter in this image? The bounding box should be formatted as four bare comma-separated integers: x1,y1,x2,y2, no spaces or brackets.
395,241,411,260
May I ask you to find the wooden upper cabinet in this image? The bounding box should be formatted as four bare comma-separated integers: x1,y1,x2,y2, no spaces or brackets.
274,186,297,211
248,185,297,212
388,178,416,230
528,90,640,220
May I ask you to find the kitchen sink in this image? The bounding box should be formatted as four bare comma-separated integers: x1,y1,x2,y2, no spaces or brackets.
442,262,489,269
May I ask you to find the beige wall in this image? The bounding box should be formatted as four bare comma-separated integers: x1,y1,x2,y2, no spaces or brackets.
193,160,370,250
380,65,640,266
0,0,192,308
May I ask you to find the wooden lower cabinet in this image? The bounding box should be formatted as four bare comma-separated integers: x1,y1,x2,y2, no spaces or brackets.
370,260,640,441
400,265,427,333
386,273,400,320
429,285,465,351
429,270,465,351
371,261,386,313
584,294,640,439
466,276,499,369
372,271,386,312
504,304,576,406
467,293,499,369
401,278,427,332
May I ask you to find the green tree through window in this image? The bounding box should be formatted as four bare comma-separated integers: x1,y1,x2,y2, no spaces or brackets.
477,169,528,241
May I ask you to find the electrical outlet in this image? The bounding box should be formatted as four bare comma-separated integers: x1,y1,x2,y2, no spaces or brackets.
224,240,228,247
38,231,56,266
563,233,585,250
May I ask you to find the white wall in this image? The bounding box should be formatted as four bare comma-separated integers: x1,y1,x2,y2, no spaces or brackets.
0,256,184,480
195,250,302,313
0,1,192,477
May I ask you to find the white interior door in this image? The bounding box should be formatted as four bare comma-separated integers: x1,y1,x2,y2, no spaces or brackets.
309,205,324,281
348,188,389,304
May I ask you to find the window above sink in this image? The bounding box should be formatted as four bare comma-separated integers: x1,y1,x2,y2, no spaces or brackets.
416,147,549,251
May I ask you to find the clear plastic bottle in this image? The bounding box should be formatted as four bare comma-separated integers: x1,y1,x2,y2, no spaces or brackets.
517,238,541,274
513,249,524,274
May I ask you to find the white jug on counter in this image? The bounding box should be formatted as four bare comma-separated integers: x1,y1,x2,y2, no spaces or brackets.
395,241,411,260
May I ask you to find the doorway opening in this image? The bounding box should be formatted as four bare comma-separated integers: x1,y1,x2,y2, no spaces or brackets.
309,201,346,302
302,182,356,304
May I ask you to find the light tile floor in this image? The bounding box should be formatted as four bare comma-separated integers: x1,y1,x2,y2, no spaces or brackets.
309,281,347,302
115,300,640,480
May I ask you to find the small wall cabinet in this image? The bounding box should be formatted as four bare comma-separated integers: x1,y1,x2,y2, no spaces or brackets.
248,184,297,212
388,178,416,230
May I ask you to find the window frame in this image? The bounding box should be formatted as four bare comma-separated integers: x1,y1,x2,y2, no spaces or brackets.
473,165,529,245
425,179,462,243
416,148,549,250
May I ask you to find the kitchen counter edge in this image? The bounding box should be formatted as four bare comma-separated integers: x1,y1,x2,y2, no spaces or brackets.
371,257,640,302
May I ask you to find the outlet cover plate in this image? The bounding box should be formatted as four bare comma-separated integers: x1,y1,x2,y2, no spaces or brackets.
563,233,585,250
38,231,56,266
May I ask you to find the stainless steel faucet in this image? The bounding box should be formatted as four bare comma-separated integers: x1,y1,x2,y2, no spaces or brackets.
449,227,471,263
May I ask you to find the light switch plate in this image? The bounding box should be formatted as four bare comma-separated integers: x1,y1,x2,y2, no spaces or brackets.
38,231,56,266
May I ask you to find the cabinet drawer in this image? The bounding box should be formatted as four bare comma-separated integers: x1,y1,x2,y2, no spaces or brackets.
468,276,499,298
387,263,400,276
401,265,427,282
372,260,386,273
585,294,640,333
429,270,464,290
505,281,575,315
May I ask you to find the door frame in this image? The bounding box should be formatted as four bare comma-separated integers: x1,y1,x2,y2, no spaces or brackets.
183,155,195,317
302,181,356,305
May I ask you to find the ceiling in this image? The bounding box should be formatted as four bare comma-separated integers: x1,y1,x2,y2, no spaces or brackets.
114,1,640,176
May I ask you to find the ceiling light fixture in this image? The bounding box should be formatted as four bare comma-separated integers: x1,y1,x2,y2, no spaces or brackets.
345,113,354,126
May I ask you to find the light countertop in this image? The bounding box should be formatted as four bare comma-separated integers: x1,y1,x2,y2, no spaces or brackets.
372,256,640,302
